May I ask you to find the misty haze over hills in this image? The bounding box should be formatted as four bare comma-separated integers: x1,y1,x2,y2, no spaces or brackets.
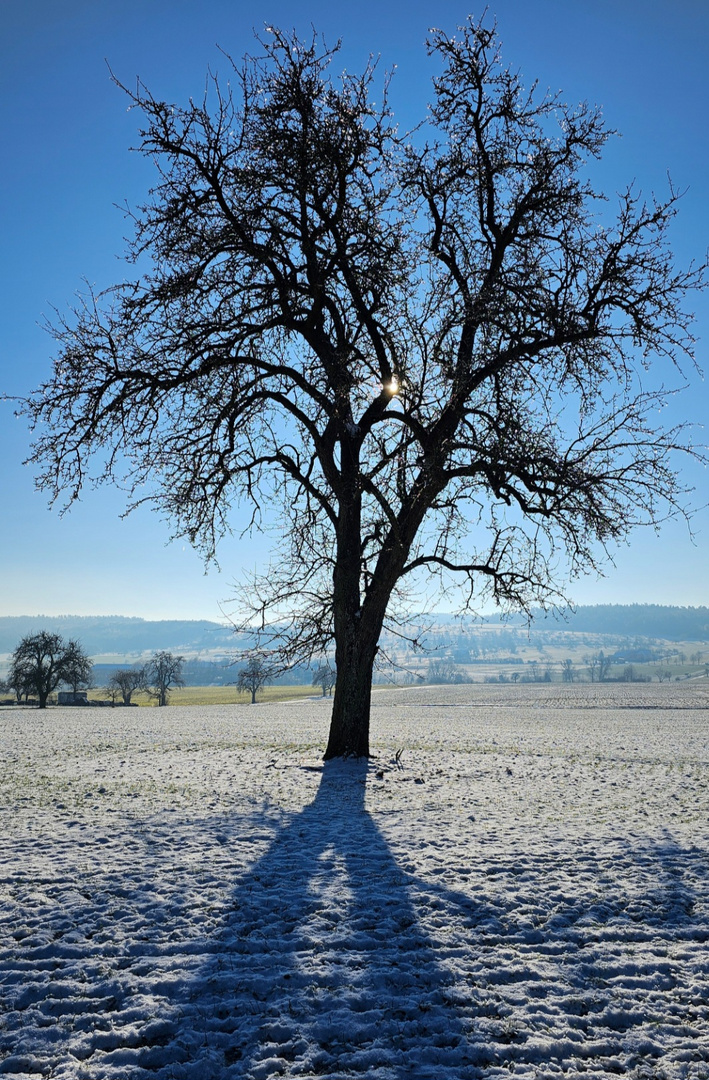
0,616,236,657
0,606,708,658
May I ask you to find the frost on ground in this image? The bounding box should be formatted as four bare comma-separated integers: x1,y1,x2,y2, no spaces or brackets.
1,682,708,1079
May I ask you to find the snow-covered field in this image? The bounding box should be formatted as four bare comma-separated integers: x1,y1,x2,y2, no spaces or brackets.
1,682,708,1079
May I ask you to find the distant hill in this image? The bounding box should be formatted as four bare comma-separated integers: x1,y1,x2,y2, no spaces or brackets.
515,604,709,642
1,604,708,660
0,615,238,656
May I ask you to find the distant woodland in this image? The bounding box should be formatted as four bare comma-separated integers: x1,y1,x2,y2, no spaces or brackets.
510,605,709,641
0,606,707,658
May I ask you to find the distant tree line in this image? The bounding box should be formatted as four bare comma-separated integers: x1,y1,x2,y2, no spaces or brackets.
516,605,709,642
427,659,471,685
1,633,187,708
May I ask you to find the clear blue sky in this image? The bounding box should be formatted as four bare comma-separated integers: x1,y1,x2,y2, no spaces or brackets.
1,0,707,620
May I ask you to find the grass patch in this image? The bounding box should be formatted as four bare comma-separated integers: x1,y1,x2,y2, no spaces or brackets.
89,684,319,707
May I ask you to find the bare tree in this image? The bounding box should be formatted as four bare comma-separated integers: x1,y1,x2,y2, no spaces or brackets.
312,662,337,697
561,658,575,683
108,665,147,705
23,21,706,757
8,632,86,709
426,658,466,684
598,651,614,682
145,651,185,706
62,640,94,695
236,656,271,704
588,650,614,682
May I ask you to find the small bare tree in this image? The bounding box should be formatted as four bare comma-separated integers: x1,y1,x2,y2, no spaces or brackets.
23,21,706,756
145,652,185,707
108,665,147,705
236,656,271,704
312,662,336,697
597,651,613,682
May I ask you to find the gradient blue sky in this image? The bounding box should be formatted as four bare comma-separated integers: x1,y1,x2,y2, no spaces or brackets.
1,0,707,620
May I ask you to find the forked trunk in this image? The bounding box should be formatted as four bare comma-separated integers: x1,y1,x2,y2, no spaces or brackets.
324,440,398,758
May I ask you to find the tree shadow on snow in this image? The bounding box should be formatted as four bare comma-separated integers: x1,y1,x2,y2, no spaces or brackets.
148,760,486,1079
122,768,709,1080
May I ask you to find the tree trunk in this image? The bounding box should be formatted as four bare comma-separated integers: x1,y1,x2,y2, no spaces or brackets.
324,439,374,759
324,629,377,759
324,436,401,758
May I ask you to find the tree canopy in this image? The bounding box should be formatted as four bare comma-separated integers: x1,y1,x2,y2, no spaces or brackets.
8,632,92,708
62,639,94,694
24,20,706,755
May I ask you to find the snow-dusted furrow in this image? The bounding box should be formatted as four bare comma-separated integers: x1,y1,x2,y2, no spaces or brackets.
0,685,708,1078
